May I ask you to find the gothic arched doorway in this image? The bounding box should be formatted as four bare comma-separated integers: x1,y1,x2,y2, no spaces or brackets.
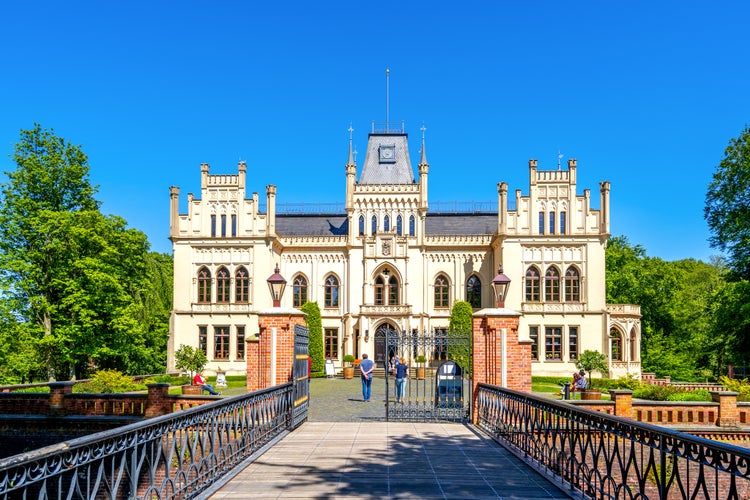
374,321,398,367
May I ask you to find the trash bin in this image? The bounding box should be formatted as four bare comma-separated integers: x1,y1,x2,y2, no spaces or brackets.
435,360,463,408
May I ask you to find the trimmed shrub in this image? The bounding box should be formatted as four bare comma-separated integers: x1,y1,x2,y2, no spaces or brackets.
301,302,324,373
74,369,141,393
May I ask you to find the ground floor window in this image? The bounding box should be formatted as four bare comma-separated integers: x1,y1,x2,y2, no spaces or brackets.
214,326,229,360
198,326,208,354
545,327,562,360
568,326,579,361
236,325,245,360
529,326,539,360
325,328,338,359
434,328,448,360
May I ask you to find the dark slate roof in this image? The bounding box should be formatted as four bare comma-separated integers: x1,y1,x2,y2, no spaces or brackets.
359,134,416,184
276,215,348,236
424,214,497,235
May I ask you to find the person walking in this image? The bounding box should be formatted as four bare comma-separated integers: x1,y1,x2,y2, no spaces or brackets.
394,357,409,403
359,353,375,402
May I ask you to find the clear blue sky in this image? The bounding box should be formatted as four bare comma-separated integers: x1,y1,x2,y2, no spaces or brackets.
1,1,748,261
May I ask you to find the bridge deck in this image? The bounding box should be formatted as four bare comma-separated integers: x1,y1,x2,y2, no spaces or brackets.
209,421,569,499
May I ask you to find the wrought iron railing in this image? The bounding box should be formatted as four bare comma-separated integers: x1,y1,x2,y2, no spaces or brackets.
476,384,750,499
0,383,300,499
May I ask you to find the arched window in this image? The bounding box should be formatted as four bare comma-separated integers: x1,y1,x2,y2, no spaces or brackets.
374,270,399,305
409,215,415,236
293,275,308,308
216,267,230,302
396,215,403,236
611,329,623,361
560,211,566,234
564,266,580,302
466,275,482,308
388,275,399,305
545,267,560,302
434,274,449,308
197,267,211,303
371,215,377,235
235,267,249,303
358,215,365,236
549,212,555,235
525,266,541,302
374,276,385,305
324,275,339,307
538,212,544,234
384,215,390,232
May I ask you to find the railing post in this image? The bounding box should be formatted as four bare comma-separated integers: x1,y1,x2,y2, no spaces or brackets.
711,390,739,427
48,381,74,416
145,383,171,417
609,389,633,419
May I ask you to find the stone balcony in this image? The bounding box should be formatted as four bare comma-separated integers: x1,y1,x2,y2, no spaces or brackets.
359,304,412,316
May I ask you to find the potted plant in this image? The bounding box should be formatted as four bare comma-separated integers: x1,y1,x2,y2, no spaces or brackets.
342,355,356,379
575,350,608,400
175,344,208,394
415,355,427,380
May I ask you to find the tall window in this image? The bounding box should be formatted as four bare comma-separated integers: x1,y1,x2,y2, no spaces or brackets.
371,215,377,235
611,329,623,361
396,215,403,235
235,267,249,302
549,212,555,235
216,267,230,303
324,328,338,359
375,271,398,305
197,267,211,303
211,215,216,237
630,330,637,361
564,267,580,302
434,274,449,308
214,326,229,360
384,215,390,232
466,275,482,308
359,216,365,236
375,276,385,305
538,212,544,234
293,275,308,308
525,266,541,302
409,215,415,236
236,326,245,360
560,211,566,234
545,267,560,302
388,276,399,305
569,326,579,361
545,327,562,360
434,328,448,360
324,275,339,307
198,326,208,354
231,214,237,237
529,326,539,360
221,214,227,237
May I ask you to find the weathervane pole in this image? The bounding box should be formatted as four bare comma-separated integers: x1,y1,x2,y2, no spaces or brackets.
386,68,390,131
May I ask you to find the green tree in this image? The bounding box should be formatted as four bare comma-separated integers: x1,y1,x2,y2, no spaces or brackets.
705,127,750,279
0,125,169,380
301,302,324,373
447,301,473,375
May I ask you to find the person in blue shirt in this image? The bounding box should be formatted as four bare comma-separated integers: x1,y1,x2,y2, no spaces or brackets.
394,357,409,403
359,353,375,402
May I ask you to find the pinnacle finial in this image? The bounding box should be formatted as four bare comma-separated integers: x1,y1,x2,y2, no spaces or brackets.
347,123,355,166
419,122,428,165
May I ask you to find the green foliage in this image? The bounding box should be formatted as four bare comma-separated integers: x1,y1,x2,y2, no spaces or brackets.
719,376,750,401
301,302,324,373
610,375,643,391
343,354,355,366
0,125,170,380
632,384,711,402
447,301,472,375
174,344,207,378
705,126,750,280
74,369,141,393
415,355,427,365
575,350,608,387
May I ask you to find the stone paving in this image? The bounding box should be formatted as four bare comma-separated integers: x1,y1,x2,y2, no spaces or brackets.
208,377,570,499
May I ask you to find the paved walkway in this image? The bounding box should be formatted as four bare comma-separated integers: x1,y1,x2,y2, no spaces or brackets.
209,378,569,499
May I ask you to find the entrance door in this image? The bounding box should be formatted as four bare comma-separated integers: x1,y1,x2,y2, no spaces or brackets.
374,322,397,367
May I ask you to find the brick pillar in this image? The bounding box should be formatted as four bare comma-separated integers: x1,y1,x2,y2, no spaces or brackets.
247,309,306,392
472,309,526,423
48,381,74,416
145,383,172,417
610,389,633,419
711,391,739,427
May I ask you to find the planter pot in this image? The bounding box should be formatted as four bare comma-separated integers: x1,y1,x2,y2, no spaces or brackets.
581,389,602,400
182,384,202,395
416,367,426,380
343,366,354,379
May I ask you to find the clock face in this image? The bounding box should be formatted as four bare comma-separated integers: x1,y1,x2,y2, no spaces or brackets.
380,145,395,162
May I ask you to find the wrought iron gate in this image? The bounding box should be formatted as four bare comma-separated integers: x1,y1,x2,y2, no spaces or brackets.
292,323,309,429
383,328,471,422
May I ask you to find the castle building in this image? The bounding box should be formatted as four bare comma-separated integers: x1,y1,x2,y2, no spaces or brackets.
168,122,641,379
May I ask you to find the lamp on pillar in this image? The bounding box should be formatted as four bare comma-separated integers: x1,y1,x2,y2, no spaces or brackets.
492,266,511,308
267,264,287,307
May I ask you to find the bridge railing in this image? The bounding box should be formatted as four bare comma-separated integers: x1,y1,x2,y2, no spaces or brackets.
476,384,750,499
0,383,298,500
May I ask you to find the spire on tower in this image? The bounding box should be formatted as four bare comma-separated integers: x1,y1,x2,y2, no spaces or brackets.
419,123,428,165
347,123,355,166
